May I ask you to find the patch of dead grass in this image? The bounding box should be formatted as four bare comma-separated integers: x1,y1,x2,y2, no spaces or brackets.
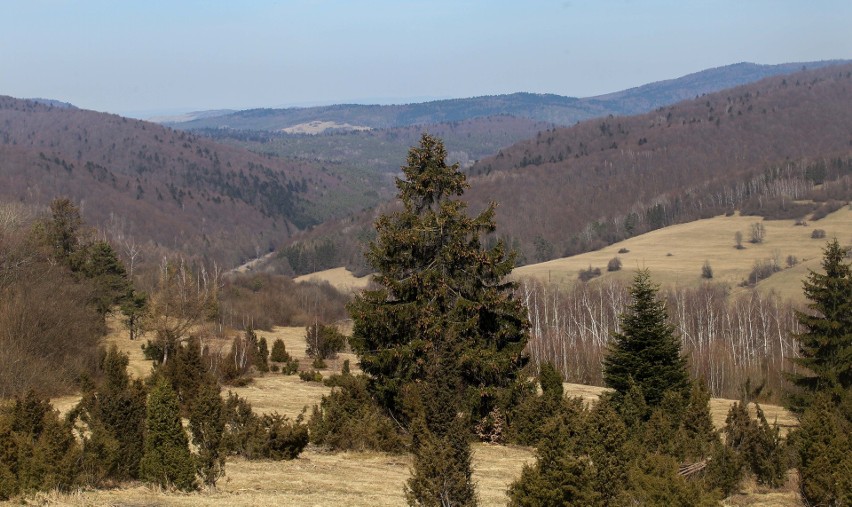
294,266,372,293
513,207,852,303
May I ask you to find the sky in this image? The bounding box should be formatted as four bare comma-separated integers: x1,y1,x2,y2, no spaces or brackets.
2,0,851,118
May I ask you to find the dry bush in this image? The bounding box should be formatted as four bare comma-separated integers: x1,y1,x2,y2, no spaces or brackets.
0,217,104,398
219,272,348,331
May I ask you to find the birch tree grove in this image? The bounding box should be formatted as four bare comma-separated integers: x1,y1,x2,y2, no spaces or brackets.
520,278,800,399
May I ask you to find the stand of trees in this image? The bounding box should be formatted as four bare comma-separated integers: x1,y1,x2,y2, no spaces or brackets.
521,277,801,400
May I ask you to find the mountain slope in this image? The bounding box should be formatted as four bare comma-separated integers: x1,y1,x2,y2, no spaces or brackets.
466,63,852,261
165,60,848,131
0,97,368,266
265,64,852,274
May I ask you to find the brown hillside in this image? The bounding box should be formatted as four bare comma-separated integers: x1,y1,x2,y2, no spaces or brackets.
468,64,852,263
0,97,355,266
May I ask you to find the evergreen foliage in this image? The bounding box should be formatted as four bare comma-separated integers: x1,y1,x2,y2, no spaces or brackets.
77,240,135,316
270,338,290,363
189,382,226,487
507,416,599,506
348,133,529,423
794,392,852,506
305,322,346,360
508,364,580,446
625,454,720,506
71,346,147,484
308,374,406,453
140,377,196,491
404,357,476,507
158,336,216,414
788,238,852,412
722,401,786,488
0,391,81,500
603,269,690,407
221,392,309,460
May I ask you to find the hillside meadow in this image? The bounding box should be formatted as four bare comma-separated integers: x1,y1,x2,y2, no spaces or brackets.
39,320,800,506
513,206,852,302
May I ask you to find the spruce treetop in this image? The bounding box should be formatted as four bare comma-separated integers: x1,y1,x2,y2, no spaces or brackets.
603,270,690,408
788,238,852,410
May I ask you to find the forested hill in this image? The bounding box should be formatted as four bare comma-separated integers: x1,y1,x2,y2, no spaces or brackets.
164,61,847,131
269,64,852,274
0,97,368,266
466,63,852,262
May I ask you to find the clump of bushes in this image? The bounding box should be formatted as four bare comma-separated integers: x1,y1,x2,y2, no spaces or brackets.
305,323,346,361
299,370,323,382
747,259,781,285
618,247,630,254
607,257,623,272
811,229,826,239
810,200,844,221
578,265,602,282
220,392,308,461
0,391,81,500
309,374,406,453
701,261,713,279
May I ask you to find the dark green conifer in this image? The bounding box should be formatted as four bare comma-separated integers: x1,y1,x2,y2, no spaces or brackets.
348,133,529,422
73,346,146,482
190,382,226,487
0,391,80,499
603,270,690,407
507,410,599,506
140,377,196,491
270,338,290,363
405,354,476,507
795,392,852,506
788,238,852,412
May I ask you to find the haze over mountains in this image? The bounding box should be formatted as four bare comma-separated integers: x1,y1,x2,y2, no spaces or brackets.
162,61,847,131
2,60,851,272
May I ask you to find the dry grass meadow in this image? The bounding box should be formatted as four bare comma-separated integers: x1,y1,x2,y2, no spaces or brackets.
36,321,804,506
513,206,852,303
40,206,843,505
295,266,372,293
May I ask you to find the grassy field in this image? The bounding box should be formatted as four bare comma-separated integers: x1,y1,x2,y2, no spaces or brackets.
294,266,372,293
513,207,852,302
38,321,803,506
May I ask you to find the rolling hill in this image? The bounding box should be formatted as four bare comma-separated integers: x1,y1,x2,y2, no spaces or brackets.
262,63,852,275
0,97,382,267
464,63,852,262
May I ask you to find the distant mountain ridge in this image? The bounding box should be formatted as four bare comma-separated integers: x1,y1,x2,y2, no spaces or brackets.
163,60,849,131
264,63,852,275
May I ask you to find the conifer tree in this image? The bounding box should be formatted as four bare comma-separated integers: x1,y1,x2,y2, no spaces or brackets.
348,133,529,421
270,338,290,363
73,346,146,482
508,404,599,506
190,381,225,487
140,377,196,491
603,269,690,407
788,238,852,412
795,392,852,506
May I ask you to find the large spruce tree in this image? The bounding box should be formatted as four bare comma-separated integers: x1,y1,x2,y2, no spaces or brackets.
603,270,690,408
787,238,852,412
348,133,529,421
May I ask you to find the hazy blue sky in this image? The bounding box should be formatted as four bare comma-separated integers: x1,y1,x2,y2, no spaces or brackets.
2,0,850,117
